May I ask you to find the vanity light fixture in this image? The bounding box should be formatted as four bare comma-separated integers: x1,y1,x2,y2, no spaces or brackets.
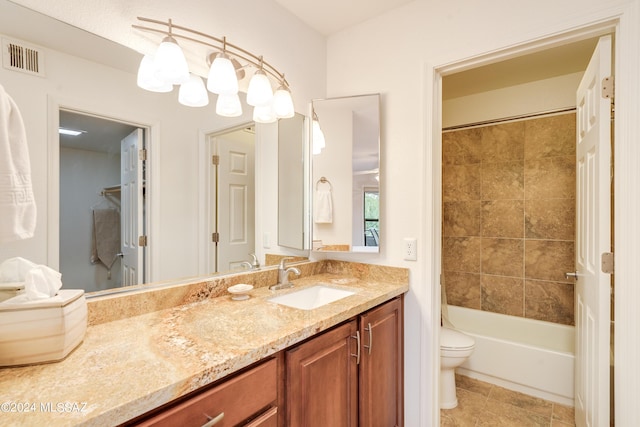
132,17,294,122
311,109,326,154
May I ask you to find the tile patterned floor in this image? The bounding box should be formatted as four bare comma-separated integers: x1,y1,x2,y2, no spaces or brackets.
440,375,575,426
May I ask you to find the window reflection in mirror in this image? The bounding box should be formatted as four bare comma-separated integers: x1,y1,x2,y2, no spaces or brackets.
311,94,381,253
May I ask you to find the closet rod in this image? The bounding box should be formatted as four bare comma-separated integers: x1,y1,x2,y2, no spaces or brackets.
442,106,576,132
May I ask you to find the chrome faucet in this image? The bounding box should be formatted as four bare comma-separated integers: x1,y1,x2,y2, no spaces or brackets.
270,257,301,290
240,253,261,271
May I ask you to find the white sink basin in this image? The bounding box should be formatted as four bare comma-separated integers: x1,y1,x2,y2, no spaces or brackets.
268,285,355,310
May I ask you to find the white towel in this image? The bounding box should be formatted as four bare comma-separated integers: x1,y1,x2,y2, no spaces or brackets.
0,84,36,243
314,189,333,223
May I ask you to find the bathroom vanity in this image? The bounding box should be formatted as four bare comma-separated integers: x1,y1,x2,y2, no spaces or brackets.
0,261,408,426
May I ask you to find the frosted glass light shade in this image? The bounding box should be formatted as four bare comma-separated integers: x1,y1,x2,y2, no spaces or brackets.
137,55,172,93
154,36,190,85
216,93,243,117
312,120,325,154
179,74,209,107
206,53,239,95
246,70,273,106
253,104,277,123
273,86,295,118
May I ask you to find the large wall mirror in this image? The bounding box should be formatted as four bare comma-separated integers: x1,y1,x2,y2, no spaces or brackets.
311,94,380,253
0,0,309,296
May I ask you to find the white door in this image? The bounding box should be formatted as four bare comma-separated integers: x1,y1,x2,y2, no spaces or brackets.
121,129,144,286
210,130,255,272
574,35,612,427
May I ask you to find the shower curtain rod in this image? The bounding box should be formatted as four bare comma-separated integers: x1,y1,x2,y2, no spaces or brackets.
442,106,576,132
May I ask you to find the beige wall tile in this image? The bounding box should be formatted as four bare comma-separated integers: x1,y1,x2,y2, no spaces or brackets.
443,237,482,273
443,127,482,165
481,160,525,200
443,163,481,202
444,201,481,237
525,280,575,325
481,200,524,238
481,275,524,316
481,238,524,277
444,271,481,309
525,199,575,240
481,121,525,163
525,240,575,283
525,156,576,200
525,113,576,160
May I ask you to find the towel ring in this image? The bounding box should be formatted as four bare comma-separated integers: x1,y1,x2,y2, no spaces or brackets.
316,176,332,191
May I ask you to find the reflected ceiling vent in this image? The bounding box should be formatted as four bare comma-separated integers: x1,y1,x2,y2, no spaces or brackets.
2,37,45,77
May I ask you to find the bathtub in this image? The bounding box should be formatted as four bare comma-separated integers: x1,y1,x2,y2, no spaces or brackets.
447,305,575,406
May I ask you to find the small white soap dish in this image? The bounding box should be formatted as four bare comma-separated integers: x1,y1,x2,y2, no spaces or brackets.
228,284,254,300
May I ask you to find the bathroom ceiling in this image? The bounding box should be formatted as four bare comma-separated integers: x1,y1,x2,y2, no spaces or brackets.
274,0,415,36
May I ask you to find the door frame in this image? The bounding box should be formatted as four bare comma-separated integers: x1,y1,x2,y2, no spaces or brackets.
425,6,640,425
47,95,157,283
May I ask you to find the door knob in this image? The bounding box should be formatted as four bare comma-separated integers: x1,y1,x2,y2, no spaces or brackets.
565,271,579,280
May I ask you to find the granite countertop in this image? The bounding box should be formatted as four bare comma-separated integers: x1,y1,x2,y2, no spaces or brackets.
0,269,408,426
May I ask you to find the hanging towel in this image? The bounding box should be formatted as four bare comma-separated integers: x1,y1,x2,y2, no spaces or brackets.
91,208,121,270
314,188,333,224
0,84,36,243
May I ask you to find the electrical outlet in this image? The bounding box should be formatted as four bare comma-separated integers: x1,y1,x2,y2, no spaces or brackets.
403,238,417,261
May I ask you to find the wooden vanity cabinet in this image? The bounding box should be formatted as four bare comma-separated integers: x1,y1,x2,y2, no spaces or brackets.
130,357,279,427
285,296,404,427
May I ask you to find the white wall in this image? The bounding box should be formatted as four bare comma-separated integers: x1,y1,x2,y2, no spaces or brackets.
443,72,584,128
325,0,639,424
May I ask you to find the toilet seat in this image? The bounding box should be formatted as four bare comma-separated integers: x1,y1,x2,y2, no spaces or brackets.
440,327,475,351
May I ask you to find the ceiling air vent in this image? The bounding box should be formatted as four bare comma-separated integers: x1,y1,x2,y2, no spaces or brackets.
2,38,45,77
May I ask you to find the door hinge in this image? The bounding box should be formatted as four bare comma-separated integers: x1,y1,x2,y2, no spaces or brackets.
211,232,219,243
601,252,614,274
602,76,614,99
139,148,147,161
138,235,148,247
212,155,219,166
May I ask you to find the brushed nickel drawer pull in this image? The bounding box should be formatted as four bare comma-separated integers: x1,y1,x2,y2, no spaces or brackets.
202,412,224,427
351,331,361,365
363,323,373,355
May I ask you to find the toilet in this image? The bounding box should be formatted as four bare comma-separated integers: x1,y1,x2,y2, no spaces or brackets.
440,326,475,409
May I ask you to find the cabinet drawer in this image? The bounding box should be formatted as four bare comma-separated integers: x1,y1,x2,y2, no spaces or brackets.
137,358,277,427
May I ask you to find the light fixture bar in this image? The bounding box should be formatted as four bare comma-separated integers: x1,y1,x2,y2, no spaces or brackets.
132,17,289,87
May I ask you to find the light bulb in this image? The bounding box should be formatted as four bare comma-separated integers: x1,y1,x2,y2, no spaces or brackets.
246,70,273,106
179,74,209,107
253,103,277,123
207,53,239,95
154,36,190,85
312,119,326,154
137,55,172,93
273,85,294,118
216,93,243,117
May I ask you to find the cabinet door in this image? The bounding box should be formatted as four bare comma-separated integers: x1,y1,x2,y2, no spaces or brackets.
286,320,358,427
359,297,404,427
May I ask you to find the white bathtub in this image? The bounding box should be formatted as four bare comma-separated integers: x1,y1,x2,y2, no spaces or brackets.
447,305,575,406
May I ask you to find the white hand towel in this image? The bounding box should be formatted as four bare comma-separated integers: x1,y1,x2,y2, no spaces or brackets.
0,84,36,242
314,189,333,224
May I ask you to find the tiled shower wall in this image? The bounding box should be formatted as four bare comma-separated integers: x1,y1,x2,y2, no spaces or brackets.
442,113,576,326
